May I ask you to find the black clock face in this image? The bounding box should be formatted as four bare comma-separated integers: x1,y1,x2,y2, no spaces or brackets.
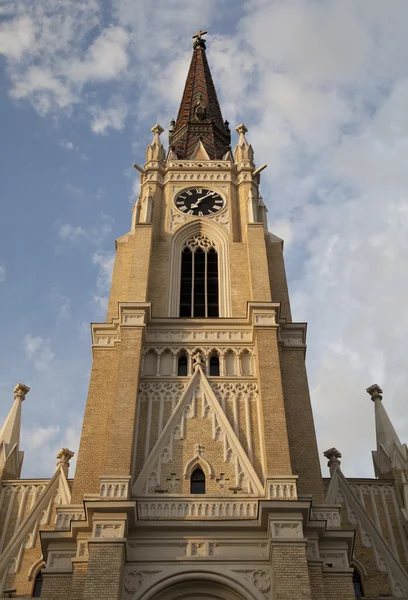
175,188,224,216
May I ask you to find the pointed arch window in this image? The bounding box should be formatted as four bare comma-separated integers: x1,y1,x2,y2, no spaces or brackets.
190,467,206,494
32,571,43,597
352,570,364,600
178,354,188,376
209,355,220,376
179,236,219,318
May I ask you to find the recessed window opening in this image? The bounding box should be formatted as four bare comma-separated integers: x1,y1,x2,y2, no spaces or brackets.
32,571,43,597
179,241,219,318
352,570,364,600
178,355,188,376
190,467,206,494
209,355,220,376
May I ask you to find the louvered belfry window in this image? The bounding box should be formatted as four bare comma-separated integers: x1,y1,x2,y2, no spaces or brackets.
179,235,219,318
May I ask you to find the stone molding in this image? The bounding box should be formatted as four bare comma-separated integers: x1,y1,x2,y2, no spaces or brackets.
145,328,252,343
46,550,75,571
99,475,131,500
91,303,150,348
55,505,85,530
266,476,298,500
278,322,307,348
137,498,258,519
270,520,303,540
311,505,342,529
93,521,125,539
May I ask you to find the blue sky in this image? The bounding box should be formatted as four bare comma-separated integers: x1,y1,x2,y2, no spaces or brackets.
1,0,408,480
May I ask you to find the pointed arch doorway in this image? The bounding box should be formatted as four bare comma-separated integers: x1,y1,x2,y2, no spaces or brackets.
142,572,258,600
150,580,248,600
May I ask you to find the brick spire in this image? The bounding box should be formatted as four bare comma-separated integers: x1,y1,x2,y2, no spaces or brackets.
170,31,231,160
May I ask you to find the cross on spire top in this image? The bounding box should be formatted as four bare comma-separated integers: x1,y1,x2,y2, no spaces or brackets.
192,29,207,40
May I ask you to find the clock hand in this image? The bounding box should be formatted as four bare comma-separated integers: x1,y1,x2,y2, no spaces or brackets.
191,192,214,208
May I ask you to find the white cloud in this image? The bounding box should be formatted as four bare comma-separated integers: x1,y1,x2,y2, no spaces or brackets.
90,97,129,134
0,15,35,59
58,214,113,246
0,261,5,282
92,251,114,292
24,334,55,371
66,27,129,84
93,295,109,316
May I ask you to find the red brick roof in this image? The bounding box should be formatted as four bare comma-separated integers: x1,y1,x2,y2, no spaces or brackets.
170,38,231,160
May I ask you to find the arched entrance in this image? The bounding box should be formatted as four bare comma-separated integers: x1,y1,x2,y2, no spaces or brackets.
151,580,246,600
142,571,258,600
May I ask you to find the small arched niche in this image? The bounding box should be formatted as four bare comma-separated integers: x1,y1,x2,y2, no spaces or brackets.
160,349,173,376
144,350,157,376
240,350,252,376
225,350,236,376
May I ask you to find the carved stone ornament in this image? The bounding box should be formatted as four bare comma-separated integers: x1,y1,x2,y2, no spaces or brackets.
14,383,30,400
324,447,342,475
145,329,252,343
254,313,275,327
94,522,124,539
192,350,205,371
137,499,258,519
271,521,302,539
233,569,271,600
367,383,383,401
123,568,160,600
47,551,74,569
169,207,187,231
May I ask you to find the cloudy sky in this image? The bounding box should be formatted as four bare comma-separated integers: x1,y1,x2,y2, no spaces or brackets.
1,0,408,481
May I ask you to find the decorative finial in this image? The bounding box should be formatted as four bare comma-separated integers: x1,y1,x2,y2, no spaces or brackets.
14,383,30,401
324,447,342,476
151,123,164,136
235,123,248,136
367,384,383,401
192,29,207,49
56,448,75,477
192,350,205,372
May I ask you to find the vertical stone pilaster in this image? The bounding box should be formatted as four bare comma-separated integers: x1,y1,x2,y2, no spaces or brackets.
107,226,153,322
70,560,88,600
41,572,72,599
105,327,144,476
308,563,326,600
72,347,119,502
83,542,125,600
323,571,355,600
271,544,312,600
279,346,325,502
247,224,272,302
255,327,292,476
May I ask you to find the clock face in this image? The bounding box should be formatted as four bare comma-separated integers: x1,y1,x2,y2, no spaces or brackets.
174,188,224,216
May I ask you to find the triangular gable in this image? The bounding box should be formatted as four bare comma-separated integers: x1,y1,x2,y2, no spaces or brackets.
133,366,263,496
191,139,211,161
326,466,408,595
0,466,71,580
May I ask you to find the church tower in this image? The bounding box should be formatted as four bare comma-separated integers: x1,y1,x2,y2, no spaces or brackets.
32,32,358,600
